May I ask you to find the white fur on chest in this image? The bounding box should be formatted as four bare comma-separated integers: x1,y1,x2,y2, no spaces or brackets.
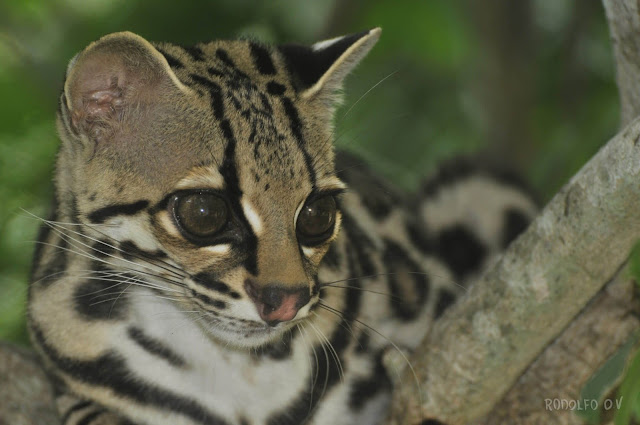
118,290,313,424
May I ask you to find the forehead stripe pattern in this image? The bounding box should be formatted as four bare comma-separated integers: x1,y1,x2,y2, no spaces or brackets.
279,96,317,188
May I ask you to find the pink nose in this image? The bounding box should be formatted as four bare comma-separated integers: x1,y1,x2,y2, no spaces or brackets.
244,280,310,326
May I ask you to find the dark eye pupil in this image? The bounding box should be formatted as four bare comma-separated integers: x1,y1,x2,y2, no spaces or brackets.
175,193,227,238
297,196,336,238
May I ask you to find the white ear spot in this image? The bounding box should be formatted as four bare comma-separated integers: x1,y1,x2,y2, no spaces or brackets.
242,198,263,236
302,246,315,257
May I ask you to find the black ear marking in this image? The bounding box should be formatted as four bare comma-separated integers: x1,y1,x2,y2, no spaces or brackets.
278,28,381,102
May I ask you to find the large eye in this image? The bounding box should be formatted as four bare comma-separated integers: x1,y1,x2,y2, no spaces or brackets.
297,196,337,244
172,192,228,240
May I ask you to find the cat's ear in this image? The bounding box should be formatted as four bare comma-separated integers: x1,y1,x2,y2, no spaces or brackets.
278,28,381,106
60,31,189,145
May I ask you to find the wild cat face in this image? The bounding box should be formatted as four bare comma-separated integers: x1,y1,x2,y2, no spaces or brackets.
57,29,380,347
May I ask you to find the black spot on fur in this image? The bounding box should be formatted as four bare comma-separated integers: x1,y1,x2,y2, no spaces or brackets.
435,225,487,281
127,326,187,367
266,81,286,95
355,332,370,353
502,208,530,248
91,239,116,258
76,410,104,425
434,288,456,319
349,351,391,410
207,67,225,78
336,151,403,220
73,276,129,320
340,212,376,276
119,240,167,262
253,328,295,360
87,200,149,224
183,45,205,61
192,291,227,310
156,48,184,69
216,48,236,68
421,420,448,425
249,43,276,75
383,239,430,321
193,273,239,298
60,400,92,424
34,234,68,287
406,220,432,254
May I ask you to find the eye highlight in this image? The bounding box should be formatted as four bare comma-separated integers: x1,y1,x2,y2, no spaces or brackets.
171,191,228,241
296,195,337,245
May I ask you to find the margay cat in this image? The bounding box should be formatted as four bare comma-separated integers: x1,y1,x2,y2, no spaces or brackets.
28,28,537,425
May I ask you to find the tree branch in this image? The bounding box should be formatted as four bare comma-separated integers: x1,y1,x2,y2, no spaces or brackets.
386,1,640,423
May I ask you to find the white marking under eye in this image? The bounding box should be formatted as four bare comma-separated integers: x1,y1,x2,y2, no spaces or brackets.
302,247,315,257
241,198,263,236
159,212,180,237
204,244,230,255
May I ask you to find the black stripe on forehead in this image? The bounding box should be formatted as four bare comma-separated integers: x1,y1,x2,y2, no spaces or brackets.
280,96,316,187
189,74,224,120
219,118,259,275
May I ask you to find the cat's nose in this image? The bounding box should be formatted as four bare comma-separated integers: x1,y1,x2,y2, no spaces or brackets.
244,280,310,326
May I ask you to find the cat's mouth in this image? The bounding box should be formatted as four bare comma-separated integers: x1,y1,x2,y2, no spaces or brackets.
195,310,306,348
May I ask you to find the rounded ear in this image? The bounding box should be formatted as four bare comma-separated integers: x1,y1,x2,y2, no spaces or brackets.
278,28,381,106
61,31,189,145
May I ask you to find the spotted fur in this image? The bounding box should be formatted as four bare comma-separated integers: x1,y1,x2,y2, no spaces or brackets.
28,29,537,425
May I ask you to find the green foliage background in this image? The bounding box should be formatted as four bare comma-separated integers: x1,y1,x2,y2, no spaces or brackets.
0,0,622,401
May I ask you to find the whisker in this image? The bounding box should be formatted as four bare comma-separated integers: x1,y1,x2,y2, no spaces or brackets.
322,283,404,302
321,271,467,292
317,302,423,406
308,313,344,384
46,220,185,279
297,322,320,413
339,70,399,121
32,239,186,291
24,208,187,279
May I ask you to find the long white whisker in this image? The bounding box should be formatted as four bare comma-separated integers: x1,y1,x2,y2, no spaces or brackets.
318,302,423,406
